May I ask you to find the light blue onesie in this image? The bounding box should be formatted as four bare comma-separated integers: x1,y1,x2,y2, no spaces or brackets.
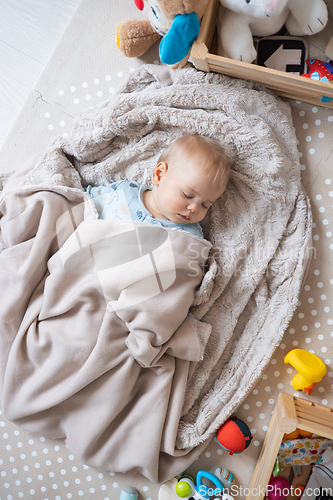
85,180,204,238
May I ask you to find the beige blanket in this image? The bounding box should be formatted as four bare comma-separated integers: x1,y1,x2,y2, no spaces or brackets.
0,64,312,482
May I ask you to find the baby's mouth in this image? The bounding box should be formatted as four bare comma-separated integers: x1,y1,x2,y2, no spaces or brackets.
178,213,191,221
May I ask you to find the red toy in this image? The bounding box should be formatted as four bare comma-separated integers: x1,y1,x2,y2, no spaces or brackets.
216,416,252,455
301,58,333,83
266,475,290,500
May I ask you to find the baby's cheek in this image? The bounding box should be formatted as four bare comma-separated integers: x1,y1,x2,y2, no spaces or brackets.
167,196,184,212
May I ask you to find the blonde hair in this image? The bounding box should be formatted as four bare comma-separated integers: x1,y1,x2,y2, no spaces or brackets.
158,135,230,190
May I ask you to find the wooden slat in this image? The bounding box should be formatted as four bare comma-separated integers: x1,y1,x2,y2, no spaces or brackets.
246,407,284,500
277,392,298,433
297,417,333,439
197,0,219,49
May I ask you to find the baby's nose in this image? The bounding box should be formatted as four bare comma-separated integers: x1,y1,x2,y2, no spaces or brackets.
187,201,198,213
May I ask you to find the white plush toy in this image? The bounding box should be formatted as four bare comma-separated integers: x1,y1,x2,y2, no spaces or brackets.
218,0,328,63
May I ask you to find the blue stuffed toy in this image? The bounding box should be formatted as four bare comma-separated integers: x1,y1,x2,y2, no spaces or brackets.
117,0,208,68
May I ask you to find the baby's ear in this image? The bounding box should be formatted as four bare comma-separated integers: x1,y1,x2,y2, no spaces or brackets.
152,162,168,185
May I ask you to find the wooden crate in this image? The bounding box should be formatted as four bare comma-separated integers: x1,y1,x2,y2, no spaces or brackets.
190,0,333,109
245,392,333,500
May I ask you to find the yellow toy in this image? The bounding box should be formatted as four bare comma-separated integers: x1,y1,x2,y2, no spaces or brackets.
284,349,327,395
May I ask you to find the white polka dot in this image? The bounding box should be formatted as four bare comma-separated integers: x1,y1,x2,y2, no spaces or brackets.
85,94,91,101
277,383,283,389
217,448,223,455
244,404,249,410
293,340,299,345
59,121,65,127
289,328,295,333
322,347,328,353
312,107,318,113
247,416,253,422
306,136,312,142
323,220,329,225
322,399,328,405
328,116,333,122
274,371,280,377
97,91,103,97
109,87,115,93
314,270,320,275
94,79,99,84
82,82,88,88
205,452,211,457
313,235,319,240
324,307,330,313
309,149,316,155
44,112,50,118
70,86,76,92
302,325,308,331
256,401,262,407
319,132,325,138
308,297,314,303
317,282,324,288
305,337,311,343
143,486,149,492
58,89,64,96
326,232,332,237
299,312,304,318
315,119,321,125
117,71,123,78
253,389,258,395
73,98,79,104
265,386,271,392
303,123,309,129
314,323,320,328
321,295,327,300
299,110,305,116
259,414,265,419
316,194,322,200
113,482,119,488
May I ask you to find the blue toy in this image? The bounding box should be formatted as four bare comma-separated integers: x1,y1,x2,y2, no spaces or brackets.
175,470,234,500
120,486,139,500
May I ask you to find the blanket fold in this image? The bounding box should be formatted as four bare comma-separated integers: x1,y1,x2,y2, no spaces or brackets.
0,64,312,482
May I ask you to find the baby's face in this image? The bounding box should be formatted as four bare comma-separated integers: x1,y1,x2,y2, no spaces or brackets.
151,160,226,225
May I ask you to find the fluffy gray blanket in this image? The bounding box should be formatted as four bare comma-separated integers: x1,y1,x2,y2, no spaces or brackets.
0,65,312,482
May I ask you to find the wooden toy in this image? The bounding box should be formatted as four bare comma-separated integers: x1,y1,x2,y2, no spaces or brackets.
245,392,333,500
284,349,327,395
190,0,333,108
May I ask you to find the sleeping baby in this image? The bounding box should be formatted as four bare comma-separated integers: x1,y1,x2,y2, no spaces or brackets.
85,135,230,238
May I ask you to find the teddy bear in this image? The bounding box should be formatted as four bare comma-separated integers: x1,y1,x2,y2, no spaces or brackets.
116,0,208,68
218,0,328,63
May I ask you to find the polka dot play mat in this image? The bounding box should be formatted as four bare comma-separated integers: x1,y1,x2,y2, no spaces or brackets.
0,1,333,499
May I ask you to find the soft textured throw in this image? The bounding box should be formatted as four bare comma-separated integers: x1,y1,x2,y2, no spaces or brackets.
0,64,312,482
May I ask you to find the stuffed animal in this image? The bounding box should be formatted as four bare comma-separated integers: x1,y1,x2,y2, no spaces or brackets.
116,0,208,68
218,0,328,63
